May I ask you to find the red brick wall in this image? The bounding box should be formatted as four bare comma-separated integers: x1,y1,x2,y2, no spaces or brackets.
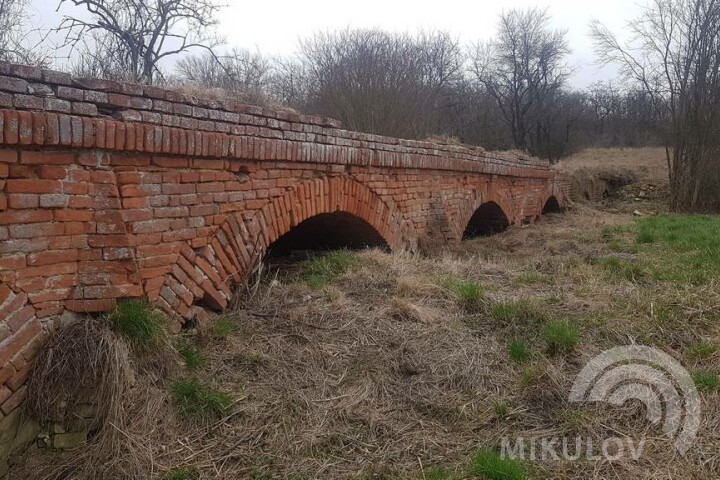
0,61,570,424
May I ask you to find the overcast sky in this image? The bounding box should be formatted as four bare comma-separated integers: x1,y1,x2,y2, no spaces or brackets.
29,0,645,89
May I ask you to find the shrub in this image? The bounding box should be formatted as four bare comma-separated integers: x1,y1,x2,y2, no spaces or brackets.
109,299,165,347
469,449,527,480
171,379,233,421
542,321,580,356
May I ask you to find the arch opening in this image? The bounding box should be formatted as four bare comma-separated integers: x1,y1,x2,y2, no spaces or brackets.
462,202,510,239
266,211,390,258
542,196,563,214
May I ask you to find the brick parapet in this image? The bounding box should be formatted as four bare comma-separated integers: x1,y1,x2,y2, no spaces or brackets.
0,61,551,178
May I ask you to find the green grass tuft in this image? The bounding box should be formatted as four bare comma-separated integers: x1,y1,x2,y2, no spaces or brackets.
469,449,527,480
297,251,361,289
693,371,720,392
493,401,510,419
636,215,720,284
177,339,204,370
542,321,580,356
445,280,486,313
164,467,199,480
109,299,165,347
490,300,547,325
171,379,233,421
212,316,238,340
512,271,547,285
636,230,656,244
687,341,718,361
424,466,453,480
595,256,646,282
507,339,530,363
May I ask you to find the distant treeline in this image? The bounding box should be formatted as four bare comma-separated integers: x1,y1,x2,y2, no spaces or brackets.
2,0,719,211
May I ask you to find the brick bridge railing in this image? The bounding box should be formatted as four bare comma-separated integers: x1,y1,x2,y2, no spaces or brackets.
0,61,569,467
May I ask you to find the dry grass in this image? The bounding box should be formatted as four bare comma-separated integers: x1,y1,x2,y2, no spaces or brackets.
556,147,669,185
22,319,175,479
12,176,720,479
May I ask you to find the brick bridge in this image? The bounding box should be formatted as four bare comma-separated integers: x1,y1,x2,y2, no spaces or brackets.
0,62,568,450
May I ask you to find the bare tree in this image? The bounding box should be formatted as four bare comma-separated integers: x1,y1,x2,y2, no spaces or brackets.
56,0,225,84
175,48,272,104
592,0,720,212
270,57,311,108
0,0,26,61
0,0,50,66
280,29,463,139
68,32,141,81
472,8,571,157
585,81,622,137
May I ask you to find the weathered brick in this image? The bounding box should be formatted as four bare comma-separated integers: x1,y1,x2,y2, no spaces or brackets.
0,320,40,368
0,75,28,93
56,85,84,101
72,102,98,116
66,299,116,313
8,194,38,209
113,109,142,122
84,90,108,103
44,97,71,113
12,94,43,110
0,386,26,415
0,92,12,108
17,111,33,144
42,69,73,86
39,194,69,208
6,179,62,194
20,151,74,165
9,221,64,238
0,238,48,254
6,305,34,332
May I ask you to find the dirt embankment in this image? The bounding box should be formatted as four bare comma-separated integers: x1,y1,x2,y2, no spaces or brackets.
556,148,669,208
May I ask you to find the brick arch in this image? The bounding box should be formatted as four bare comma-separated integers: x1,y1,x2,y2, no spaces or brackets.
541,195,563,214
453,189,515,242
154,176,410,322
0,283,42,421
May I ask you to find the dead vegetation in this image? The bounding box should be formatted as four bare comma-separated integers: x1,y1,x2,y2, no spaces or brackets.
11,150,720,479
22,315,173,479
556,148,670,212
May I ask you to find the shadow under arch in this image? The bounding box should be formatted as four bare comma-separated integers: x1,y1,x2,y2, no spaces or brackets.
542,195,563,214
266,211,389,257
462,201,511,239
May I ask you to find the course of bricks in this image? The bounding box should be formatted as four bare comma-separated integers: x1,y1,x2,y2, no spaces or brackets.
0,61,570,437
